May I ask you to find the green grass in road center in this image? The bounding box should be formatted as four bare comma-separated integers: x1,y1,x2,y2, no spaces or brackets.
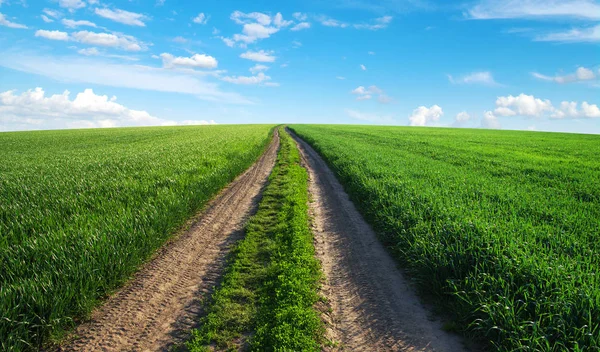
290,124,600,351
0,125,274,351
188,127,324,351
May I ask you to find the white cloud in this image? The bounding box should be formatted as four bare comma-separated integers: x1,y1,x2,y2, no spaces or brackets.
552,101,600,118
71,30,147,51
212,27,220,35
222,72,271,85
356,94,372,101
43,9,62,19
481,111,501,129
41,15,54,23
336,76,345,80
409,105,443,126
535,25,600,43
193,12,208,24
172,36,188,44
354,15,393,30
220,37,235,47
532,66,597,83
494,94,553,117
249,64,269,74
455,111,471,122
448,71,500,86
351,85,391,103
345,109,394,124
0,13,27,28
159,53,218,69
225,11,293,47
360,64,367,70
35,29,69,41
467,0,600,20
0,53,251,104
240,50,276,62
273,13,293,27
94,8,148,27
378,95,392,104
0,87,171,131
291,22,311,31
62,18,97,28
78,47,99,56
231,11,271,26
59,0,85,12
156,0,166,6
293,12,308,21
319,17,348,28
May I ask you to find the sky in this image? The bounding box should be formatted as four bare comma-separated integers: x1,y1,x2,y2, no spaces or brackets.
0,0,599,133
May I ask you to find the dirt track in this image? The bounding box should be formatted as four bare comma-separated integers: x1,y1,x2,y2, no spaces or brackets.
61,131,279,352
290,130,467,352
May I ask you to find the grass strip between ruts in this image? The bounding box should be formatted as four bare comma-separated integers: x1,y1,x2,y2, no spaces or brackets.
188,127,324,351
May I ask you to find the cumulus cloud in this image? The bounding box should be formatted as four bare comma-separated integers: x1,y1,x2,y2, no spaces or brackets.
552,101,600,118
466,0,600,20
77,47,99,56
224,11,292,46
193,12,208,24
35,29,69,40
159,53,218,69
354,15,392,30
59,0,85,12
240,50,276,62
62,18,97,28
360,64,367,71
41,15,54,23
409,105,443,126
0,87,172,131
291,22,310,31
532,66,597,83
249,64,268,74
71,30,147,51
43,9,62,19
345,109,394,124
292,12,308,21
0,12,27,28
94,8,148,27
481,111,501,129
456,111,471,122
494,94,553,117
483,93,600,122
448,71,500,86
222,72,271,85
351,85,389,103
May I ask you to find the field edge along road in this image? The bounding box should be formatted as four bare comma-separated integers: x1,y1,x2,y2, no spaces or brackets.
289,128,467,352
60,129,280,352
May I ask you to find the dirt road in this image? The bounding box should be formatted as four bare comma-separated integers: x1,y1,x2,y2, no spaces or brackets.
290,130,467,352
61,131,279,352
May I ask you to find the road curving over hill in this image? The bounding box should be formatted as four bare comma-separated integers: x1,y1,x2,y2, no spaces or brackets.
289,128,467,352
60,130,280,352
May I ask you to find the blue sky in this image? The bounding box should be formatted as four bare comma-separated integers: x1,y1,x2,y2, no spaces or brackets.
0,0,599,133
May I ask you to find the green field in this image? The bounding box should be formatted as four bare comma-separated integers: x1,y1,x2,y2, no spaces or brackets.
290,125,600,351
0,125,274,351
188,127,324,351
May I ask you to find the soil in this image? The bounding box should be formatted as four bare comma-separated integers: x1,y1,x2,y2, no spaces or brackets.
60,130,279,352
290,129,467,352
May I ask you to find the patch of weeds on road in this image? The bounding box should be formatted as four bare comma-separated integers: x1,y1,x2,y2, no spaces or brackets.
188,127,324,351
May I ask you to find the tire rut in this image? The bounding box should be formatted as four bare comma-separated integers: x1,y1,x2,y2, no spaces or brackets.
289,129,467,352
60,130,280,352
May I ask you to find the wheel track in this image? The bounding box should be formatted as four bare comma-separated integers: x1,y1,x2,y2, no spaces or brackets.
60,130,279,352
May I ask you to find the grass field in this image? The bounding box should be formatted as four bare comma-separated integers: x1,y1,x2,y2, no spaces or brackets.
188,127,324,351
290,125,600,351
0,125,274,351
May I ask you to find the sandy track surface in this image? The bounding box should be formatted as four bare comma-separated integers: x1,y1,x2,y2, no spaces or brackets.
290,130,466,352
61,131,279,352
